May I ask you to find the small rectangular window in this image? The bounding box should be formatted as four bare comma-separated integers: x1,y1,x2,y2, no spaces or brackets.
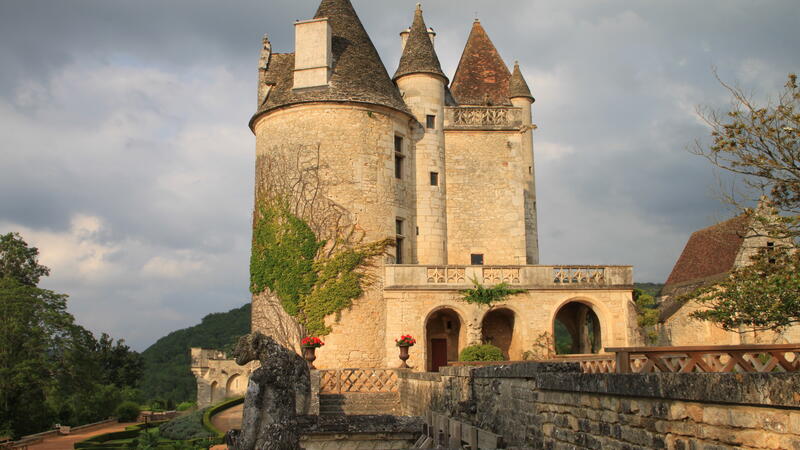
394,154,403,179
394,135,403,153
430,172,439,186
470,254,484,265
395,218,405,264
426,115,436,129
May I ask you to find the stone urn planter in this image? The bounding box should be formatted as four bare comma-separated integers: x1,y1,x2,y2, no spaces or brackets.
398,345,411,368
302,346,317,369
300,337,324,369
395,335,417,369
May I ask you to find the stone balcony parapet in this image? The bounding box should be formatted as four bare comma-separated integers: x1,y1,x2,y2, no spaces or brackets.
443,106,524,131
384,265,633,290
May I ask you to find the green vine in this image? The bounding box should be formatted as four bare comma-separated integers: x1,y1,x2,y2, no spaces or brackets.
249,203,391,336
460,276,524,306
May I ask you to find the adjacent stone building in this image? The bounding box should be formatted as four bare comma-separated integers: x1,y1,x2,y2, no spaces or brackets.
193,0,639,405
658,214,799,345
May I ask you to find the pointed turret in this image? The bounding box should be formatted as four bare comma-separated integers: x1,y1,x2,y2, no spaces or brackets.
251,0,409,128
509,61,534,102
450,20,512,106
393,5,447,82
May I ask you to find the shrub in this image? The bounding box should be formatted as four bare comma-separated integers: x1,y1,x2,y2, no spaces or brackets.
115,401,141,422
158,408,214,441
459,344,505,362
176,402,196,412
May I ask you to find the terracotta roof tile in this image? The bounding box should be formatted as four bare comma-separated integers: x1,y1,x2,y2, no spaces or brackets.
663,214,750,287
393,5,447,82
251,0,409,128
450,20,512,106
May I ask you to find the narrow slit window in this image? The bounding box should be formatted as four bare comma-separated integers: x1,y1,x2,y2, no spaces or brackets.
394,136,404,180
396,218,405,264
470,254,484,265
426,115,436,129
430,172,439,186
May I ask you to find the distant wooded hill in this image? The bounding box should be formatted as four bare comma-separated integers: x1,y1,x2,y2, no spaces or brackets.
141,304,250,404
634,282,664,298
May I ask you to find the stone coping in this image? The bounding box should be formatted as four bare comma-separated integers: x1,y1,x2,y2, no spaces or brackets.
297,415,423,434
535,372,800,408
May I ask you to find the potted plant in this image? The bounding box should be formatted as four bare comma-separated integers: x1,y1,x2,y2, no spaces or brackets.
301,337,324,369
395,335,416,368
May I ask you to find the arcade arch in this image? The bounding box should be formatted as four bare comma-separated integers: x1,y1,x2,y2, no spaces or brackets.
553,300,603,355
425,307,464,372
481,308,517,359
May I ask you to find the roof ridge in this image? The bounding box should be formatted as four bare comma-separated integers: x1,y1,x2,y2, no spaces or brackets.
393,4,447,82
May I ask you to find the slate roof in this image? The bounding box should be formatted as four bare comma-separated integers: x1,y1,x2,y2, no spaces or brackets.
250,0,409,128
393,6,447,82
508,62,534,101
450,20,512,106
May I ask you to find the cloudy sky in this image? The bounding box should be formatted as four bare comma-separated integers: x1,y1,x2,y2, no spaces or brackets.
1,0,797,350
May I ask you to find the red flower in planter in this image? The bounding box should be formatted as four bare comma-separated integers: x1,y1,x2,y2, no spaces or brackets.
301,337,325,348
395,335,417,346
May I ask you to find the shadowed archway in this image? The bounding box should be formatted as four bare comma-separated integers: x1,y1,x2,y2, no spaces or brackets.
425,308,463,372
481,308,516,359
554,301,602,354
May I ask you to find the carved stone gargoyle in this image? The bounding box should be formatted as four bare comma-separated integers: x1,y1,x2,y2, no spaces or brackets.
226,332,310,450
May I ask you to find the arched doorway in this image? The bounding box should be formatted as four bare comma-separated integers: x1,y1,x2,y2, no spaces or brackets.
226,374,246,398
425,308,463,372
210,381,218,404
554,301,602,354
481,308,515,359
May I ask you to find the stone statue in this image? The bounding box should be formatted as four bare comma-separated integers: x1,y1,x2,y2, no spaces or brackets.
228,332,310,450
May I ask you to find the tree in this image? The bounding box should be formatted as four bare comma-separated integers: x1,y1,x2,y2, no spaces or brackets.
0,232,50,286
689,246,800,332
692,73,799,240
633,289,659,344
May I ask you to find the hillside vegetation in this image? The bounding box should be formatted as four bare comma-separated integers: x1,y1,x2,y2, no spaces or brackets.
141,304,250,405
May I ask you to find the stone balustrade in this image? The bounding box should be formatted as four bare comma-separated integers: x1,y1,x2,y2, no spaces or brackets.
384,265,633,289
443,106,524,130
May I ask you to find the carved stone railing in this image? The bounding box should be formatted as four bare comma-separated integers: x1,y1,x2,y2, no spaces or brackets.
385,265,632,289
552,267,606,284
607,344,800,374
551,354,617,374
319,369,399,394
444,106,523,130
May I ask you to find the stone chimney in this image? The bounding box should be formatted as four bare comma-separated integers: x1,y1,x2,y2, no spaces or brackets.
293,18,332,89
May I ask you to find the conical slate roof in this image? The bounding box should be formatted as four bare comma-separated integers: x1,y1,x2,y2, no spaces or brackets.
450,20,512,106
251,0,409,128
393,5,447,82
508,62,534,102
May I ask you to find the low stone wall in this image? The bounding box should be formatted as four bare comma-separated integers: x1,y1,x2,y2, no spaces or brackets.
297,415,422,450
319,393,401,415
398,362,800,449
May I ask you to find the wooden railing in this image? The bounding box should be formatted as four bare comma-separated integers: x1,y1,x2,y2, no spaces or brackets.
606,344,800,374
319,369,399,394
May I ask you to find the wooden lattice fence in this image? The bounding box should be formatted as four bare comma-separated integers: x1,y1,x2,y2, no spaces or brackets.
319,369,399,394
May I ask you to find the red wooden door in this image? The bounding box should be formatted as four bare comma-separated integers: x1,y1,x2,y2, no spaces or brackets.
431,339,448,372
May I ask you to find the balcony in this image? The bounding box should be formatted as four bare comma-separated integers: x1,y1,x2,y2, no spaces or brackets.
443,106,524,131
383,265,633,290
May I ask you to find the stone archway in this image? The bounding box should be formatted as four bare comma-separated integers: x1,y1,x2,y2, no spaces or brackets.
554,301,602,355
226,373,246,398
481,308,516,359
425,308,463,372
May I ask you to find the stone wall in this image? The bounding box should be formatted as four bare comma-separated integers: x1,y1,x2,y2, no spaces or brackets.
190,348,256,408
398,362,800,449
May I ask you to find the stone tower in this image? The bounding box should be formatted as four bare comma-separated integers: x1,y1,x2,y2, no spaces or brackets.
393,5,449,265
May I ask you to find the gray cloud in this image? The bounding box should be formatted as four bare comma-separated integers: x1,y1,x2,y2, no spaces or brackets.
1,0,797,349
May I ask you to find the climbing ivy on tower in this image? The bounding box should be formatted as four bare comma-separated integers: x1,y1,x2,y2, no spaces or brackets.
249,203,391,336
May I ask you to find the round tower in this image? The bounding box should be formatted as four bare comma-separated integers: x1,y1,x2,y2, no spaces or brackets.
509,61,539,264
393,4,449,265
249,0,417,368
